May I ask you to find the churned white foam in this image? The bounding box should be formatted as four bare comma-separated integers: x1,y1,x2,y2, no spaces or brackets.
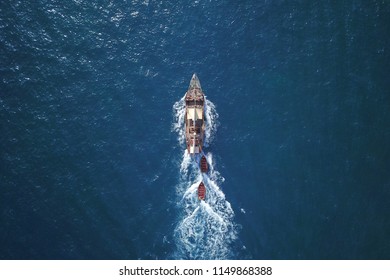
172,95,186,145
175,186,237,259
205,152,225,184
180,149,191,176
182,180,200,200
204,97,219,147
172,95,237,260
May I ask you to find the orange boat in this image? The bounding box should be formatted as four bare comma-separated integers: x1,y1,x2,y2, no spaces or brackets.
198,182,206,200
200,155,208,173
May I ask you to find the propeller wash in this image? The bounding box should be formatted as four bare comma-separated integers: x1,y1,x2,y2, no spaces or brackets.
172,74,238,259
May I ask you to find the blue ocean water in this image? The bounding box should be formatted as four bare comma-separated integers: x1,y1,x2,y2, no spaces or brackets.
1,0,389,259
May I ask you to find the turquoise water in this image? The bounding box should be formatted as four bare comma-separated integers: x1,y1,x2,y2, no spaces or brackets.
1,0,389,259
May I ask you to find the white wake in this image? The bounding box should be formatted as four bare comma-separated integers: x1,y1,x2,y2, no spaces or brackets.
172,96,237,259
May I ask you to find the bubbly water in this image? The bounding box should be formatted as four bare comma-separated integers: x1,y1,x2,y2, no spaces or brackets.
172,96,237,259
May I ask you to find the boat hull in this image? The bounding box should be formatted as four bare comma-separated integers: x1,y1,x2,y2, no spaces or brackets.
200,155,208,173
198,182,206,200
184,74,205,155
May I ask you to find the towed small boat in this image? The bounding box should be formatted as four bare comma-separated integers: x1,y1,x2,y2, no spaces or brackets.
198,182,206,200
200,155,208,173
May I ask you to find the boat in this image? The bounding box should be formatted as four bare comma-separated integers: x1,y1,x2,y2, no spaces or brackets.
198,182,206,200
200,155,208,173
185,74,205,155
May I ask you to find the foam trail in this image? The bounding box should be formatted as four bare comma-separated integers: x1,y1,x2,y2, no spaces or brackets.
180,149,191,177
204,97,219,147
172,95,237,259
172,95,186,145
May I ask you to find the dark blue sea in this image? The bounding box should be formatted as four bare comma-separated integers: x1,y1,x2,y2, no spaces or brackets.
1,0,389,260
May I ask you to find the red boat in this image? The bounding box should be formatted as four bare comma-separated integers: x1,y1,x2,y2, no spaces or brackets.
200,155,208,173
198,182,206,200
